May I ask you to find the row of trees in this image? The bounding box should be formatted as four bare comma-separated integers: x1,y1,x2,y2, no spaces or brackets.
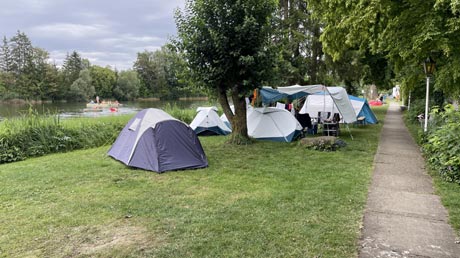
1,1,400,104
0,31,140,102
174,0,460,143
4,1,456,108
174,0,399,142
0,31,203,102
308,0,460,99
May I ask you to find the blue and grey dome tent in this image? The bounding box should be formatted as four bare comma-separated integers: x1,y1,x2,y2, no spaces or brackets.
108,108,208,173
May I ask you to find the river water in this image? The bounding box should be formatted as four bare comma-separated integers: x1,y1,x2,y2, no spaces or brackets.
0,100,211,119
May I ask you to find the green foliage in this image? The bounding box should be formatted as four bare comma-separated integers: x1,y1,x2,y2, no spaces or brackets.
90,65,117,99
114,70,140,101
175,0,277,91
162,102,195,124
310,0,460,97
0,105,201,164
0,31,62,101
0,111,124,164
175,0,277,142
271,0,324,85
61,51,85,100
423,105,460,183
406,99,428,123
404,106,460,234
69,69,95,102
134,46,196,100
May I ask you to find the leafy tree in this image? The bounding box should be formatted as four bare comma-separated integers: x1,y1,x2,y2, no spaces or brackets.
0,31,61,100
21,47,55,100
69,69,95,102
90,65,117,99
273,0,325,85
0,71,16,99
309,0,460,99
151,45,192,100
0,36,13,72
133,51,158,97
9,31,34,75
0,36,15,99
42,63,60,101
134,46,201,100
175,0,277,144
62,51,85,100
114,70,140,100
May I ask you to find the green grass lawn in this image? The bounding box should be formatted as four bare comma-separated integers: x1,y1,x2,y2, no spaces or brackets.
0,107,387,258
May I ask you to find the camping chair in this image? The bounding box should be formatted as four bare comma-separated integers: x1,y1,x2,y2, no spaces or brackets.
317,111,331,124
355,116,366,127
332,113,340,123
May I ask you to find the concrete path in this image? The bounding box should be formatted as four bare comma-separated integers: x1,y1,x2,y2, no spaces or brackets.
359,102,460,258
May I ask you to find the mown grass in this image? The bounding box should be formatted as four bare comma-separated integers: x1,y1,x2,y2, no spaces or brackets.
404,115,460,236
0,106,387,258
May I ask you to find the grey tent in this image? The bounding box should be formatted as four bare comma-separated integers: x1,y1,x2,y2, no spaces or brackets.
108,108,208,173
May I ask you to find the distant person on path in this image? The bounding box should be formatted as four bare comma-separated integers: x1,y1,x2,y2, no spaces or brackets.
392,86,400,101
96,96,100,104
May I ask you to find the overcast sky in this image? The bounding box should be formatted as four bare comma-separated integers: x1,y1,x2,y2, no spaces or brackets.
0,0,185,70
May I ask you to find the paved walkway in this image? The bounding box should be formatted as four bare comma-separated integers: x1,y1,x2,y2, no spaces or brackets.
359,102,460,258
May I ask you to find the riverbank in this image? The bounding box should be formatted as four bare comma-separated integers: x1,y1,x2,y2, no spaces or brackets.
0,98,55,105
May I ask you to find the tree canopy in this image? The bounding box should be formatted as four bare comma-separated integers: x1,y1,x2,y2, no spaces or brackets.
175,0,277,143
310,0,460,97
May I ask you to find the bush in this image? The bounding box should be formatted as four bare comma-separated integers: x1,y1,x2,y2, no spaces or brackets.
0,105,199,164
0,112,125,164
163,103,196,124
299,136,347,151
423,105,460,183
405,99,429,123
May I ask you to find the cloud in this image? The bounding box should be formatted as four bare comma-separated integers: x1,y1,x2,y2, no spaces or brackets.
96,34,162,50
2,0,186,70
0,0,54,15
30,23,111,39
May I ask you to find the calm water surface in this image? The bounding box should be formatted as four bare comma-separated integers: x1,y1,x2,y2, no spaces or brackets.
0,100,211,119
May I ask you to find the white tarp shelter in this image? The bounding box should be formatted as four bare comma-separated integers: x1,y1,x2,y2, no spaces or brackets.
298,87,357,123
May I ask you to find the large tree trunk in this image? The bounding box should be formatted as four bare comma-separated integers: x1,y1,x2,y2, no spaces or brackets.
217,84,251,145
218,86,234,124
310,22,322,84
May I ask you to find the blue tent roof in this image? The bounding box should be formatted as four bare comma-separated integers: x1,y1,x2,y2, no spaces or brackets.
259,87,309,104
348,95,378,124
259,85,324,105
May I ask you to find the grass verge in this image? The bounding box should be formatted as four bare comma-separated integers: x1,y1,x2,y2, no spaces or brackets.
0,106,387,258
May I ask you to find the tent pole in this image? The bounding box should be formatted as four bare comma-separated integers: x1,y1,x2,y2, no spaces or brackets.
345,124,354,140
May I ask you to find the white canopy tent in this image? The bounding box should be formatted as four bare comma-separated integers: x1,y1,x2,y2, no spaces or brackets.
299,87,357,124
